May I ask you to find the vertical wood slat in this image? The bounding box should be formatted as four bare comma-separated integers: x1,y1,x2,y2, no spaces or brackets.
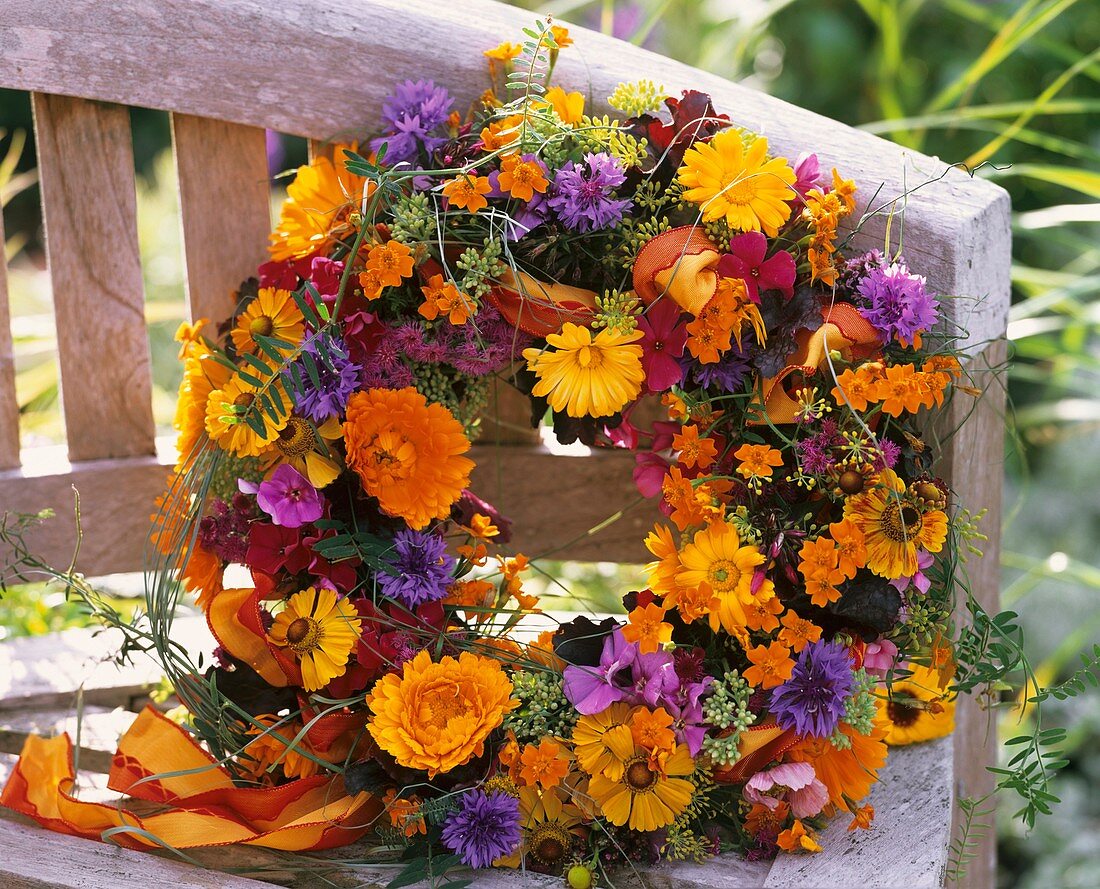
0,207,19,468
307,140,335,163
171,115,272,324
31,94,155,462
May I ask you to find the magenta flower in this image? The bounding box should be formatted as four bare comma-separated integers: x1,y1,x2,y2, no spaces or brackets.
716,232,796,302
563,629,637,715
254,464,324,528
889,548,934,596
791,152,826,200
636,299,688,391
633,452,671,499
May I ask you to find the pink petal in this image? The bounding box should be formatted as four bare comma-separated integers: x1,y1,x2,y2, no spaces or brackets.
790,778,830,819
729,231,767,266
763,761,817,791
759,250,796,298
644,352,684,392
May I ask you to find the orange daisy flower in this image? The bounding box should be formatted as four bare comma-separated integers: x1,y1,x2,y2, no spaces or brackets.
419,273,474,325
442,174,493,213
630,707,677,755
343,387,474,530
778,610,823,653
622,602,674,654
673,424,718,470
497,153,549,201
734,443,785,488
519,739,571,790
744,641,795,689
829,518,867,579
365,241,415,288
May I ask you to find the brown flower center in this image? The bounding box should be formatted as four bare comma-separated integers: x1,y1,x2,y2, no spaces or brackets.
529,822,572,866
233,392,255,408
286,616,321,654
249,315,275,338
887,699,922,728
277,416,314,458
882,501,922,542
624,757,658,792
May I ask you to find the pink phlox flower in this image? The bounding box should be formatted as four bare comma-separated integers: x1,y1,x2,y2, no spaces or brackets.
255,464,324,528
636,298,688,391
716,231,796,302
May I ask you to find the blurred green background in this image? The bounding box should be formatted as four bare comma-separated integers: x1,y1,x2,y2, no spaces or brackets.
1,0,1098,885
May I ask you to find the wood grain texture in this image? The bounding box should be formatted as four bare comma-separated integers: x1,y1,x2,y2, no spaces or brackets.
941,340,1008,889
0,205,18,468
171,114,271,324
0,705,136,773
31,92,155,462
0,1,1006,338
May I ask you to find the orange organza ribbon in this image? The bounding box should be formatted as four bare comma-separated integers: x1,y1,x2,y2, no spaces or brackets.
0,706,381,851
633,226,721,315
488,268,597,337
759,303,882,424
711,721,798,785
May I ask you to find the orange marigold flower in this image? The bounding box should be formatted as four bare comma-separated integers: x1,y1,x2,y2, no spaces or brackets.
367,649,517,778
805,575,842,608
519,739,571,790
829,518,867,578
797,536,842,581
630,707,676,755
672,424,718,470
685,314,733,364
746,800,790,838
778,610,823,653
744,641,795,689
366,240,415,288
484,41,523,62
467,512,500,540
498,153,549,201
808,247,838,287
419,273,474,325
831,168,858,215
544,86,585,125
777,819,823,854
622,602,674,654
358,267,385,301
479,114,523,151
442,174,493,213
734,443,784,482
661,466,707,531
550,24,573,48
343,388,474,530
444,578,495,619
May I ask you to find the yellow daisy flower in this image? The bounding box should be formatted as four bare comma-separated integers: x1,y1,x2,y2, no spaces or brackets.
523,323,645,418
676,521,772,635
882,664,956,746
204,373,290,458
587,742,695,832
230,287,305,355
677,131,796,236
572,702,636,781
268,586,362,692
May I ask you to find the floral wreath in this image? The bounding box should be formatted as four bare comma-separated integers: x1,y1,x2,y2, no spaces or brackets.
3,19,1028,889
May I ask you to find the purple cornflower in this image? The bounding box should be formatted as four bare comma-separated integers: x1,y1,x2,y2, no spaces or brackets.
376,528,455,607
684,347,751,392
441,789,521,869
245,464,324,529
770,640,854,738
371,80,453,166
287,333,360,423
857,262,939,344
548,152,632,232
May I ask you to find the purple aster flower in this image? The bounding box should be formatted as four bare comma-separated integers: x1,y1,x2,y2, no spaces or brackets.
371,80,453,166
563,628,636,715
248,465,324,529
376,528,455,607
548,152,632,232
287,333,360,423
857,262,940,344
770,640,854,738
441,790,521,869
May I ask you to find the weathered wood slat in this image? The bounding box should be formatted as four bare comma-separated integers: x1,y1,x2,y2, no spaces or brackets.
0,0,1008,346
0,441,655,576
0,205,18,469
0,705,136,773
30,92,155,462
172,114,271,324
0,616,211,712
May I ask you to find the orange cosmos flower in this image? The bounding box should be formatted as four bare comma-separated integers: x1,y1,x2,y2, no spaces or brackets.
630,707,677,755
497,153,549,201
778,610,823,653
744,593,785,632
442,174,493,213
622,602,674,654
366,240,415,288
484,41,522,62
519,739,571,790
544,86,584,125
777,819,823,854
672,424,718,470
550,24,573,48
831,168,858,214
734,443,784,486
744,641,795,689
873,364,928,416
343,387,474,530
419,273,474,325
831,365,880,412
829,518,867,578
848,803,875,831
367,649,517,778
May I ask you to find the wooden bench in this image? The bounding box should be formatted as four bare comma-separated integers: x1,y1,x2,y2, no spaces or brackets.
0,0,1010,886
